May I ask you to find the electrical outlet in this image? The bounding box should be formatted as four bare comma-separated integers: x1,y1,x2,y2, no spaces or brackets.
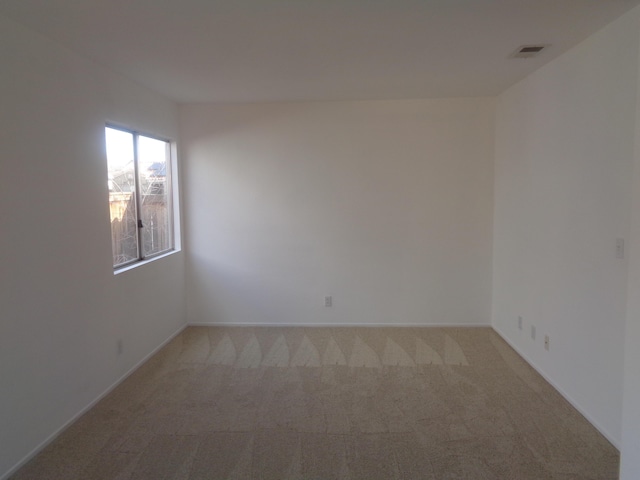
531,325,536,340
544,335,550,351
518,316,523,330
324,296,332,307
117,339,123,355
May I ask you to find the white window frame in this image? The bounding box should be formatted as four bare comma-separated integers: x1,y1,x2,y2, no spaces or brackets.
105,124,179,271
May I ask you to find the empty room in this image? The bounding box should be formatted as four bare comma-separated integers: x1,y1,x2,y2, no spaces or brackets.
3,1,640,479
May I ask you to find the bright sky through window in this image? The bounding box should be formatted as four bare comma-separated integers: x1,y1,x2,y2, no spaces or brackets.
105,127,133,169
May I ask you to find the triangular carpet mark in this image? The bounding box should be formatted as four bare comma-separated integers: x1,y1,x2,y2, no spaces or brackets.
322,337,347,366
208,333,237,365
382,337,416,367
236,334,262,368
290,335,321,367
349,336,382,368
444,334,469,366
262,334,290,367
415,338,443,365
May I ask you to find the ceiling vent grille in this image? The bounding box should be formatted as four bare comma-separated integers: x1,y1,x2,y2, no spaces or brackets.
511,45,548,59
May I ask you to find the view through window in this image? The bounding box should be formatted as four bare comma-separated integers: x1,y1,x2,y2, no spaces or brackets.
105,126,174,268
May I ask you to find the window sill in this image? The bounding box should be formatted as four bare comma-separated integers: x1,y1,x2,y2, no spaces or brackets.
114,249,180,275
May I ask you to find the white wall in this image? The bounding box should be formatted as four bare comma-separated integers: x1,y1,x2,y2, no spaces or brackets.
493,8,640,446
180,99,495,327
620,14,640,476
0,15,186,478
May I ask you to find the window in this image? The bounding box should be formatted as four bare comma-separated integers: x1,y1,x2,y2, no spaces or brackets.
105,125,175,269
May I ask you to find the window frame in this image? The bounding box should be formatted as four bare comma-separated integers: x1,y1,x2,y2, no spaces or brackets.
105,123,176,270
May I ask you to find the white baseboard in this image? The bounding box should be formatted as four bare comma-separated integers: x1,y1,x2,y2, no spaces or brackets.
492,325,620,450
1,323,188,480
187,321,491,328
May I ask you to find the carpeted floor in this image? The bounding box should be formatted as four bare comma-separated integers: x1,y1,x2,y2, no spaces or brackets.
11,326,618,479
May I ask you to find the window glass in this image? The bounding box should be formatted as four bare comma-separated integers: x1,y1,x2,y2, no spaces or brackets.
106,128,138,267
138,135,172,257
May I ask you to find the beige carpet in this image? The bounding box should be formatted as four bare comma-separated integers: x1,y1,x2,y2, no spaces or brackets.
12,327,618,479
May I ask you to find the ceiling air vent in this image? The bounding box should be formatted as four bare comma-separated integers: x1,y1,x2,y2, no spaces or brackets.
510,45,548,59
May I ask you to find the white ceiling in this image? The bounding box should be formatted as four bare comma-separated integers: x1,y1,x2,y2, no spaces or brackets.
1,0,639,103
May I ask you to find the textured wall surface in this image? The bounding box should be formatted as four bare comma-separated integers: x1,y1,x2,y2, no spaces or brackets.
493,8,640,446
0,14,186,479
180,99,495,328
